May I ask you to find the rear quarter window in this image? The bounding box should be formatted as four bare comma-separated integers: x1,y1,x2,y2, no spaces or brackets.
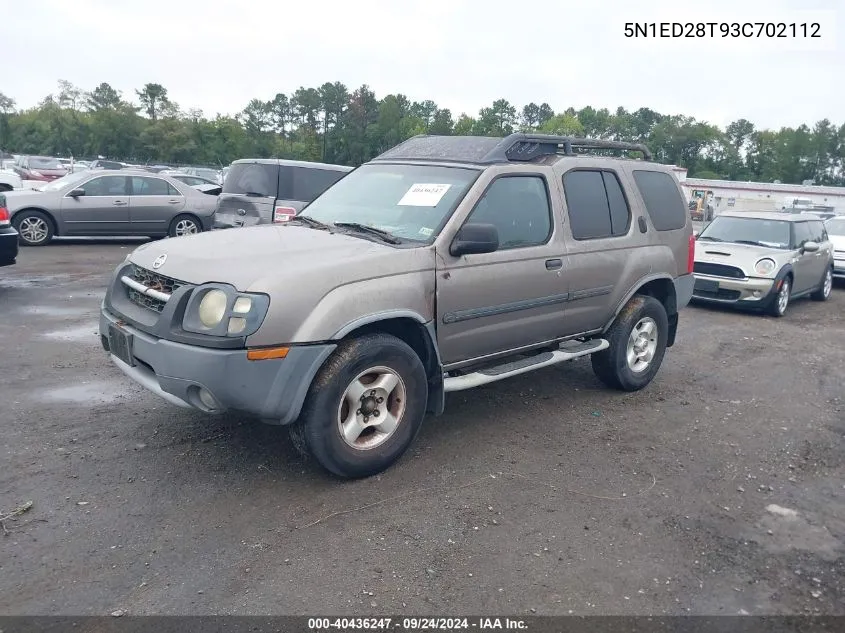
222,163,279,198
290,167,349,202
632,169,687,231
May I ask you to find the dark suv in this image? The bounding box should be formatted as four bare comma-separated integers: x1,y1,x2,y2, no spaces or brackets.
213,159,352,229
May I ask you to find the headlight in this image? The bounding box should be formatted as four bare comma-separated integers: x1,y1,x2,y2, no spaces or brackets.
755,258,776,276
198,289,228,327
182,284,270,337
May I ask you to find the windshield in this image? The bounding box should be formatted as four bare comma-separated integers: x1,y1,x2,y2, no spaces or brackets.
698,216,791,249
301,163,480,242
30,156,63,170
36,170,89,192
826,218,845,236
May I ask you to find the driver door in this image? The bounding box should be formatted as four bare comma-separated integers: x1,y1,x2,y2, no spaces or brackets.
60,175,130,234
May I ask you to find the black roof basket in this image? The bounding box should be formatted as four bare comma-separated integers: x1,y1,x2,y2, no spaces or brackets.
484,133,653,163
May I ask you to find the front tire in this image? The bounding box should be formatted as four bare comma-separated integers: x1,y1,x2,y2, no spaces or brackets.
591,295,669,392
811,267,833,301
168,214,202,238
290,333,428,479
13,210,54,246
767,276,791,317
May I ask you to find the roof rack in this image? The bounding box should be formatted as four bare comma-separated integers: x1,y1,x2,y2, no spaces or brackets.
484,133,653,163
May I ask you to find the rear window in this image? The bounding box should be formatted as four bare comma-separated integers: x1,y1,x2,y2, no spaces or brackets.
632,170,687,231
290,167,348,202
222,163,278,198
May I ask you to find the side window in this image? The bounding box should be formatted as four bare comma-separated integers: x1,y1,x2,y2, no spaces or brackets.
291,167,348,202
793,222,812,248
131,177,170,196
562,170,630,240
632,169,687,231
167,182,181,196
464,175,552,249
83,176,127,196
809,221,825,242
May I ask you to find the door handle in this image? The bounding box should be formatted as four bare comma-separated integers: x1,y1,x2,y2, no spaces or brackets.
545,258,563,270
168,199,181,204
113,200,128,206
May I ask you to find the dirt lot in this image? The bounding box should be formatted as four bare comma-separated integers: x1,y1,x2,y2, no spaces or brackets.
1,239,843,616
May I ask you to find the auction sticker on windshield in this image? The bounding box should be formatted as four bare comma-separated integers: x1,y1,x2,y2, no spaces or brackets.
398,183,451,207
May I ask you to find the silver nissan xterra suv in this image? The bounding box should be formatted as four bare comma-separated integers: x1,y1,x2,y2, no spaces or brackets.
100,134,696,478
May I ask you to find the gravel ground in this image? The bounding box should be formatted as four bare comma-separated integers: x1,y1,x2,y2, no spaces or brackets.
1,239,843,616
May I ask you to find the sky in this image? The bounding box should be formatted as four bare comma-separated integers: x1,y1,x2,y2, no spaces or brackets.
6,0,843,131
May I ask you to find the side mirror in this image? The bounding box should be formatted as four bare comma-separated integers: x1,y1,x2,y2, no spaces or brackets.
450,222,499,257
68,188,85,197
802,241,820,253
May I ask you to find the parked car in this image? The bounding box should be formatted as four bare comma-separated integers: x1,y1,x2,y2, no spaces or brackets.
12,156,68,181
0,169,23,192
692,211,833,316
825,216,845,280
213,159,352,229
88,159,125,170
181,167,223,184
99,133,695,478
6,169,218,246
0,193,19,267
169,173,219,189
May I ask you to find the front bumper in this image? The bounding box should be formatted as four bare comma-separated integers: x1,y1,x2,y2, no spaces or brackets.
691,274,777,304
100,307,335,424
833,256,845,279
0,226,19,267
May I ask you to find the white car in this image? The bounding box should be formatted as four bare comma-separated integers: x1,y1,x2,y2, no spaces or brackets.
0,169,23,192
825,216,845,279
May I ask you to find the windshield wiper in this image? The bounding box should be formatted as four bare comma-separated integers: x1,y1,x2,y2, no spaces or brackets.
697,236,724,242
287,215,331,230
733,239,767,247
333,222,402,245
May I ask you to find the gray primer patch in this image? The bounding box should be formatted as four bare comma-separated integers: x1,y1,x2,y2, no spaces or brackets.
42,323,100,343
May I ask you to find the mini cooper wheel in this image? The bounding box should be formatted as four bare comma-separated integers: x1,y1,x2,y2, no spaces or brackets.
13,210,54,246
767,277,791,317
290,333,428,479
811,267,833,302
591,295,669,392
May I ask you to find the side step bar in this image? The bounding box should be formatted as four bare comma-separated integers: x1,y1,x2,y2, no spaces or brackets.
443,339,609,393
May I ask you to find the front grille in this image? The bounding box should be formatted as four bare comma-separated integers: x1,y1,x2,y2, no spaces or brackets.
124,264,185,313
693,288,742,301
693,262,746,279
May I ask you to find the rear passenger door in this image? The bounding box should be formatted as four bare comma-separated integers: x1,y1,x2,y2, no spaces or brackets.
558,165,641,334
129,176,185,235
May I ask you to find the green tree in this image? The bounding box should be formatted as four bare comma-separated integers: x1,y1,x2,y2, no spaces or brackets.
136,83,170,121
86,83,122,111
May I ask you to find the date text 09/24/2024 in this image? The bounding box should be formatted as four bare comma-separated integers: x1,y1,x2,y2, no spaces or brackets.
624,22,821,38
308,618,528,630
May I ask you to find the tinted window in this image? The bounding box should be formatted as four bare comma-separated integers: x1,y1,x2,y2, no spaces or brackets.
465,176,551,249
808,220,826,242
290,167,348,202
563,170,611,239
793,222,813,248
82,176,127,196
222,163,278,197
131,177,177,196
603,171,630,235
632,170,686,231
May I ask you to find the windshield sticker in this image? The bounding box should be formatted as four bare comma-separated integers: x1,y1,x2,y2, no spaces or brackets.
398,183,451,207
418,227,433,237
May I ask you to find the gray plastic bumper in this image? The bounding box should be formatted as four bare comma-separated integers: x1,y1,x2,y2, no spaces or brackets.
674,273,695,309
100,308,335,424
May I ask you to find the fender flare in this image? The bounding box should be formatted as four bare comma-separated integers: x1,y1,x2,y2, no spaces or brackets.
603,273,676,332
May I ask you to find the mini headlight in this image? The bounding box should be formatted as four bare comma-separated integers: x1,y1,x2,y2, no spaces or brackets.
198,289,228,327
755,258,776,276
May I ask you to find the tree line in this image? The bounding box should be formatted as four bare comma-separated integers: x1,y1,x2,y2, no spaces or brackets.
1,80,843,186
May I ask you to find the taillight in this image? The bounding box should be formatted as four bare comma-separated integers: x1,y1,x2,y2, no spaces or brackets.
273,206,296,223
687,234,695,274
0,206,10,224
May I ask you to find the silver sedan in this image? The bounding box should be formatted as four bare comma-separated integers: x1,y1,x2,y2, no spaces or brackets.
7,170,219,246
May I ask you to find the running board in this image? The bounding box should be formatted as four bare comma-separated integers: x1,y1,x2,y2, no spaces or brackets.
443,339,609,393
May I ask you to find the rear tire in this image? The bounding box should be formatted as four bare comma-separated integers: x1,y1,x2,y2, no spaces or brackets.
289,333,428,479
168,214,202,238
811,267,832,301
591,295,669,392
13,210,54,246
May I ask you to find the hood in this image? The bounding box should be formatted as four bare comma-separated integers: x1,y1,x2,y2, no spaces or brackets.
128,224,433,291
694,240,792,274
829,234,845,252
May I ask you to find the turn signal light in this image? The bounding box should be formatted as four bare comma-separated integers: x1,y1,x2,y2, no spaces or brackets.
247,346,289,361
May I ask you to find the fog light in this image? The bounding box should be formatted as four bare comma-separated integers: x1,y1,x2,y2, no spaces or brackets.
752,290,761,298
228,317,247,334
197,388,217,410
